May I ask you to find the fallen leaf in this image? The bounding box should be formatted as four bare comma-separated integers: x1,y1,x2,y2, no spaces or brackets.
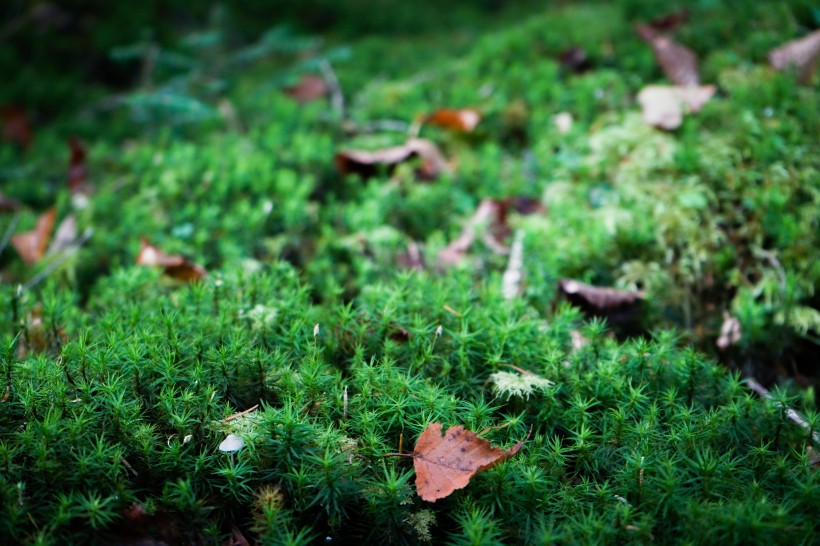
558,279,645,324
68,137,88,192
716,313,741,350
637,84,716,130
284,74,328,103
558,46,592,74
335,138,449,180
635,23,700,86
11,208,57,265
438,197,545,267
136,238,207,282
768,29,820,84
412,422,527,502
46,214,78,256
1,105,33,149
423,108,482,132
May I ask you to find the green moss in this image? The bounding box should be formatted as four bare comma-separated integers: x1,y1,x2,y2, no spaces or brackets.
1,0,818,543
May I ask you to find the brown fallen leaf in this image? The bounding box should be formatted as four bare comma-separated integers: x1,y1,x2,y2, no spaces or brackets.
284,74,328,103
768,29,820,84
11,208,57,266
68,137,88,192
423,108,481,132
558,46,592,74
558,279,645,324
637,84,716,130
635,23,700,86
438,197,545,267
336,138,450,180
1,105,33,149
412,422,527,502
136,238,207,282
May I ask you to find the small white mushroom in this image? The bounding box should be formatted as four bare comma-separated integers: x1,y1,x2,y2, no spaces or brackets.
219,434,244,453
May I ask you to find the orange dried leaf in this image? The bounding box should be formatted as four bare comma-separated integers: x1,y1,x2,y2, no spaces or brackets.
11,208,57,265
635,23,700,86
136,239,207,282
284,74,328,103
768,30,820,84
423,109,481,132
335,138,449,180
413,423,527,502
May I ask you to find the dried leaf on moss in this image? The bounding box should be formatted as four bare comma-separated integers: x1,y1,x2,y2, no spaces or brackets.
412,422,527,502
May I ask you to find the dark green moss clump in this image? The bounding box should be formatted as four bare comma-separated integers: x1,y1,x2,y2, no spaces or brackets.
0,268,817,544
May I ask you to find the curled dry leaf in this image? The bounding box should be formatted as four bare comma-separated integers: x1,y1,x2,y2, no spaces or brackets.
768,30,820,84
635,23,700,86
412,422,527,502
423,108,481,132
335,138,449,180
68,137,89,192
1,105,33,149
11,208,57,266
559,279,645,324
637,84,716,130
284,74,328,103
136,238,207,282
438,197,545,267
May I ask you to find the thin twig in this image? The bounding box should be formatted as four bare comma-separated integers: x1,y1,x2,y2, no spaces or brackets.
319,58,345,121
22,228,93,291
746,377,820,446
222,403,260,422
0,213,21,258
